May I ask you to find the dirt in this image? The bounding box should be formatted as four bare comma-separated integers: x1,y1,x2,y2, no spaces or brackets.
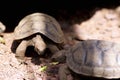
1,33,62,80
0,6,120,80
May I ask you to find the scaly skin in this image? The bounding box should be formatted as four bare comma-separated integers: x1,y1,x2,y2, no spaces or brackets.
15,35,46,63
58,64,71,80
15,34,62,63
53,40,120,79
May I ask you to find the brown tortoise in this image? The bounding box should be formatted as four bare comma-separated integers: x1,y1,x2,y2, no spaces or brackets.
13,12,65,62
52,40,120,80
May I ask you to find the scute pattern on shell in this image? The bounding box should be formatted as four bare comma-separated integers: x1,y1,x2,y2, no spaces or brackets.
14,13,64,43
66,40,120,79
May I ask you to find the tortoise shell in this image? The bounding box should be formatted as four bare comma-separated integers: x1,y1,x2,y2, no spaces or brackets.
14,13,64,43
66,40,120,79
0,22,6,33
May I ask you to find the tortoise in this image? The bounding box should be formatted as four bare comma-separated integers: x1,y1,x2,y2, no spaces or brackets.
0,22,6,33
52,40,120,80
0,22,6,44
12,12,65,62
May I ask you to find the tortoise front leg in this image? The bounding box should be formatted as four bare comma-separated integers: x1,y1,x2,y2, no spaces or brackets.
59,64,71,80
15,40,28,61
48,44,66,62
47,44,59,54
32,35,46,55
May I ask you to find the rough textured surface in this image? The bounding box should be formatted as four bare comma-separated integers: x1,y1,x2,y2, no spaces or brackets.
14,12,65,43
0,43,27,80
2,33,61,80
74,6,120,43
67,40,120,79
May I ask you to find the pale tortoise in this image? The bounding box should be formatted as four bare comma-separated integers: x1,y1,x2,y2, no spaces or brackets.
12,12,65,62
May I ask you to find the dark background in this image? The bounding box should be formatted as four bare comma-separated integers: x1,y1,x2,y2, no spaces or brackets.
0,0,119,32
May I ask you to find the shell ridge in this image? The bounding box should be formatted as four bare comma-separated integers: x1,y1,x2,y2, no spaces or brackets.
14,12,64,43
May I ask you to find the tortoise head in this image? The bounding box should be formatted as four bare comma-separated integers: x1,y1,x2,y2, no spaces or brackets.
51,50,68,63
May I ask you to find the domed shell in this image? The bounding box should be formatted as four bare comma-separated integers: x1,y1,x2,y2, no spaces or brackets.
0,22,6,33
66,40,120,79
14,13,65,43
